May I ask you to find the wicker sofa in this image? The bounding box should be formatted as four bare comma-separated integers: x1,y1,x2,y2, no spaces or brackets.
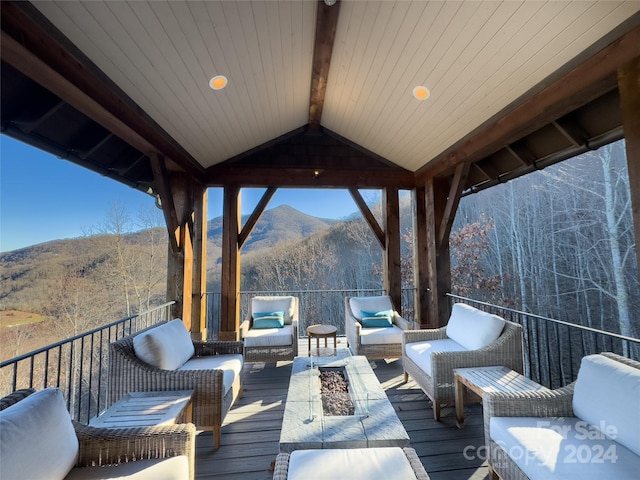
484,352,640,480
345,295,413,359
108,319,243,449
0,388,195,480
273,447,430,480
403,303,524,420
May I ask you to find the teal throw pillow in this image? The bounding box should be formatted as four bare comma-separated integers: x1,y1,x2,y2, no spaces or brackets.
253,311,285,329
360,309,393,328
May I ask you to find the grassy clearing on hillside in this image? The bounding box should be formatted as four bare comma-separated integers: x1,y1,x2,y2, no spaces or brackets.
0,310,46,328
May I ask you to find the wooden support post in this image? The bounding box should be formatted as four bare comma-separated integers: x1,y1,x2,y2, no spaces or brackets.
425,177,452,328
220,186,241,341
383,187,402,314
412,185,430,328
618,57,640,277
191,186,208,341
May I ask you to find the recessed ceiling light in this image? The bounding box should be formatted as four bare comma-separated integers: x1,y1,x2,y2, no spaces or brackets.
209,75,228,90
413,86,430,100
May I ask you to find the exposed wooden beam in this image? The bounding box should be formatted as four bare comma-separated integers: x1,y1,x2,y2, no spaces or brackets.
149,153,180,254
472,162,499,183
417,24,640,181
383,187,402,311
348,187,385,248
1,2,203,178
238,187,277,249
220,186,241,341
506,143,536,167
618,57,640,277
207,166,415,189
308,0,341,131
438,163,470,249
412,186,430,328
552,117,589,148
192,187,208,340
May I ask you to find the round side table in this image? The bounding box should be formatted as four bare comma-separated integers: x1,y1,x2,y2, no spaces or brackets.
307,324,337,356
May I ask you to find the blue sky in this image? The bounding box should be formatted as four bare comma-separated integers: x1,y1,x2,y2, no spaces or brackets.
1,136,363,253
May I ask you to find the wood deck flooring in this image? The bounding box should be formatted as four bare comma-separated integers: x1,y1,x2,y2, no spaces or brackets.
195,338,490,479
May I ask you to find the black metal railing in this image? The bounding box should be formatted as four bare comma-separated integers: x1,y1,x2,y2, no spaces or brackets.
0,302,174,423
204,288,416,339
447,294,640,389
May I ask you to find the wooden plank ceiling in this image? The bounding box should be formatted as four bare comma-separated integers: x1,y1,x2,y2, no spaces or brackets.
1,1,640,196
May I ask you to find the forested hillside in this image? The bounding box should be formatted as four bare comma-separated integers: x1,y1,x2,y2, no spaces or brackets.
0,205,335,358
1,140,637,360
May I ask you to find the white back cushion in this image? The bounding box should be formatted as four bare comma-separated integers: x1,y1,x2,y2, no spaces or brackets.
1,388,79,480
445,303,505,351
573,354,640,456
133,319,195,370
349,296,394,321
252,296,296,324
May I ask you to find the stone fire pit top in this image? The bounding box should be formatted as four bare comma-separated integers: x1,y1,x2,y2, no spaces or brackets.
279,350,410,453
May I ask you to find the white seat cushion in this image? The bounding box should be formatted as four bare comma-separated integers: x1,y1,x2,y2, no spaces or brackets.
133,319,195,370
359,324,403,345
445,303,505,351
490,416,640,480
404,339,467,376
349,296,394,321
65,456,189,480
1,388,79,480
178,354,243,394
244,325,294,347
287,447,418,480
572,354,640,456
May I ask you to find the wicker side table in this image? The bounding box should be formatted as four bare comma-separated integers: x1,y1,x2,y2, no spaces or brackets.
306,324,337,356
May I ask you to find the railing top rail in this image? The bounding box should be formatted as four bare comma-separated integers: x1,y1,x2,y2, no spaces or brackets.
205,289,388,295
447,293,640,344
0,302,175,368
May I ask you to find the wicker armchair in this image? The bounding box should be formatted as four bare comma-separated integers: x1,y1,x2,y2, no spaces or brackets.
273,447,430,480
345,295,413,359
403,304,524,420
240,295,299,363
483,352,640,480
0,388,196,479
108,321,243,449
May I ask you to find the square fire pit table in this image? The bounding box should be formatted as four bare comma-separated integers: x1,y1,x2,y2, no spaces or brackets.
279,350,409,453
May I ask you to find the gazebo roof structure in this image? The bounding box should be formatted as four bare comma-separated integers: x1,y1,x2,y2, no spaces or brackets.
2,1,639,334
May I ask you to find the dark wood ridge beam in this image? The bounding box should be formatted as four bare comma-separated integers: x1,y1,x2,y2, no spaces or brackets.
438,163,470,249
238,187,277,249
348,187,385,248
206,166,415,189
416,21,640,182
1,2,203,179
552,117,589,148
308,0,341,131
150,153,180,254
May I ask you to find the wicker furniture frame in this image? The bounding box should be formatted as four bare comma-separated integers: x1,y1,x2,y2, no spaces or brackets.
402,320,524,420
483,352,640,480
273,447,430,480
345,296,413,360
108,321,243,449
0,388,196,480
240,295,299,363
